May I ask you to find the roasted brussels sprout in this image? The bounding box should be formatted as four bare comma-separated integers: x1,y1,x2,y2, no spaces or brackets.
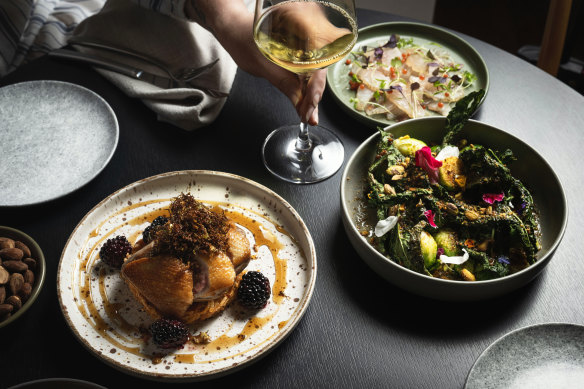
433,229,458,256
438,156,465,191
420,230,438,269
393,135,427,156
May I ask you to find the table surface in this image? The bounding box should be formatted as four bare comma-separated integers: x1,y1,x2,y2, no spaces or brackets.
1,8,583,389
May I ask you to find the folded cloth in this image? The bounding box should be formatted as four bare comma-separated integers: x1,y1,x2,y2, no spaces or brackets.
70,0,237,130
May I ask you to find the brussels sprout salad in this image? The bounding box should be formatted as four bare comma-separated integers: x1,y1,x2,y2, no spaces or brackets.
365,90,541,281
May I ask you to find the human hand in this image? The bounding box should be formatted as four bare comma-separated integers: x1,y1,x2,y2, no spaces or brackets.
185,0,328,125
268,2,352,52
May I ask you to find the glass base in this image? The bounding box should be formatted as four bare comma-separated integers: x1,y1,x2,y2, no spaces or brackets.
261,124,344,184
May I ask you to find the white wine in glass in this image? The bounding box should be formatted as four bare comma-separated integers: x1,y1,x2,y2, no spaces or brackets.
254,0,357,183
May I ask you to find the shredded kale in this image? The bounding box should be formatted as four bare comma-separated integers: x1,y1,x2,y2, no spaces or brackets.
365,90,541,281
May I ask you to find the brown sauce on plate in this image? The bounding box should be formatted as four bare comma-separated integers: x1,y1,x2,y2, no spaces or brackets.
75,198,293,363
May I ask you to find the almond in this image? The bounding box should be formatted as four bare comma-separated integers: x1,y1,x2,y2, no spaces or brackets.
0,247,23,261
14,241,31,258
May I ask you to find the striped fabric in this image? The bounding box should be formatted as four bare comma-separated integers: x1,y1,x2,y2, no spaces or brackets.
0,0,189,77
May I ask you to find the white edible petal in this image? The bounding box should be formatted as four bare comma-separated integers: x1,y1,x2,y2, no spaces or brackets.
439,248,469,265
436,145,460,161
374,216,399,237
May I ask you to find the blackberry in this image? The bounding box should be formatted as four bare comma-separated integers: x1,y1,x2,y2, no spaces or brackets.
143,216,168,244
237,271,271,309
150,318,189,349
99,235,132,268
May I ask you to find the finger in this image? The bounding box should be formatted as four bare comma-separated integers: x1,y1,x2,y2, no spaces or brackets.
275,73,302,107
308,105,319,126
298,69,326,122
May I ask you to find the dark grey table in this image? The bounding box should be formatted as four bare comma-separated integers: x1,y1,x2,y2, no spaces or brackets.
1,8,583,389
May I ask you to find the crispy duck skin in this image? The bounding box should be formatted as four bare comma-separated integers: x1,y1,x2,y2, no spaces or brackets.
120,223,251,323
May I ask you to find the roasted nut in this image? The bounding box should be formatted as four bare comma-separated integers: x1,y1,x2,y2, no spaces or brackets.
386,165,405,176
465,210,480,221
0,303,13,316
2,260,27,273
9,273,24,295
461,269,476,281
0,266,9,284
0,247,23,261
446,203,458,215
14,241,31,258
391,174,404,181
19,283,32,302
5,295,21,311
383,184,396,196
0,286,5,304
24,270,34,285
0,238,15,250
22,257,36,271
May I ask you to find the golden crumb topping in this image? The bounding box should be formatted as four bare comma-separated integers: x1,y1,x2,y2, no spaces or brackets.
154,193,229,261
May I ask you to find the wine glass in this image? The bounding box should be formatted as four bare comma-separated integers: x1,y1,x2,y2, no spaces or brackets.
254,0,357,184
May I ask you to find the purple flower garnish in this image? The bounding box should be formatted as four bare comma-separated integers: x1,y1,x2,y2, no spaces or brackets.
436,247,445,258
415,146,443,185
482,192,505,204
428,76,440,83
374,47,383,60
381,85,404,94
383,34,398,48
424,209,438,228
497,255,510,265
362,56,370,69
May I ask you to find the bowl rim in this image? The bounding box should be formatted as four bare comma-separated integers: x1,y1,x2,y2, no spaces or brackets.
0,226,46,328
340,117,568,289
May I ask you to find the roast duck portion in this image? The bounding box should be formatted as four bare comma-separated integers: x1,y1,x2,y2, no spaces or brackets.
121,194,251,323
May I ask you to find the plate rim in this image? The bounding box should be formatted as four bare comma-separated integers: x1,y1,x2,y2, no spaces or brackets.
340,117,568,296
56,170,317,381
0,80,119,208
326,21,490,128
464,322,584,388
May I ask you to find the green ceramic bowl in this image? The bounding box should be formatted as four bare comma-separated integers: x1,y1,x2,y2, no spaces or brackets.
340,118,567,301
327,22,489,128
0,226,46,328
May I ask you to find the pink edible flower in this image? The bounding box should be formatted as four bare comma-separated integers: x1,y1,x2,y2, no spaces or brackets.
415,146,442,185
424,209,438,228
482,192,505,204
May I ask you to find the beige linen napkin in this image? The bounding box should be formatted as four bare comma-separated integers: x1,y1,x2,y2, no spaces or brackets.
70,0,237,130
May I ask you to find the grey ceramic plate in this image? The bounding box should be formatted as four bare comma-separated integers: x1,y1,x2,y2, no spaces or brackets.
0,80,118,207
327,22,489,128
465,323,584,388
341,117,567,301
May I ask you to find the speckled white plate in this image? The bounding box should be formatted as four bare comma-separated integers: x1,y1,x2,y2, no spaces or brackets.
465,323,584,389
0,80,118,207
57,171,316,381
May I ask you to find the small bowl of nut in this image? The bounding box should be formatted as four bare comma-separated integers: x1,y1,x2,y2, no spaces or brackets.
0,226,46,328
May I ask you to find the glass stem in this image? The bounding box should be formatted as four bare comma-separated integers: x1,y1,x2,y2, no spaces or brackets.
295,73,312,151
